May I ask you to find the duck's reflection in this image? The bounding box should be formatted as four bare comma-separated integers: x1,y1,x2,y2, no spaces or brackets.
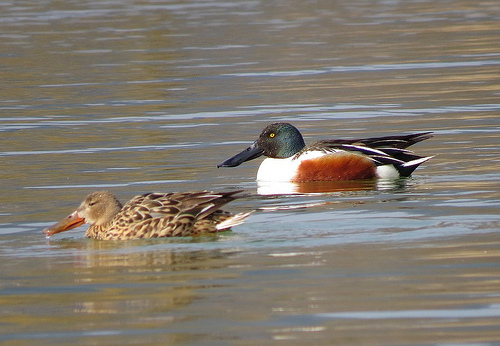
49,237,234,270
47,239,237,317
257,178,410,195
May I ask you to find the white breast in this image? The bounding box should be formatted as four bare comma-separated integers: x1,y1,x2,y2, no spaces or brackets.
256,151,327,182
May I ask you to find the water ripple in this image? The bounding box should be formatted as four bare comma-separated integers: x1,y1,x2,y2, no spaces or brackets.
225,60,500,77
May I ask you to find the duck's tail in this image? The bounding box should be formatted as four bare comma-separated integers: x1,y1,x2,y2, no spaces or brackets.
216,211,254,231
398,155,435,177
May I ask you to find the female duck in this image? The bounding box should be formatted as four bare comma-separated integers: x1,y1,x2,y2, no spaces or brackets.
43,190,251,240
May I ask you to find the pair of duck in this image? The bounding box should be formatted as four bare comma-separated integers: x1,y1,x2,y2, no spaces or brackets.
43,123,433,240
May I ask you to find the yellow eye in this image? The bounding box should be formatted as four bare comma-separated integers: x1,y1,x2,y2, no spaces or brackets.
270,133,275,138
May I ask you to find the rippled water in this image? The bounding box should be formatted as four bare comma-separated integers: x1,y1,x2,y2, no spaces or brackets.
1,0,499,344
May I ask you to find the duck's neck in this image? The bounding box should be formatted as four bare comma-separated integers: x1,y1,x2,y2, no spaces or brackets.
85,222,112,240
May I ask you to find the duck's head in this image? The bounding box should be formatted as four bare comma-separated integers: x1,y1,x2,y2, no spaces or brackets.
217,122,306,167
43,191,123,237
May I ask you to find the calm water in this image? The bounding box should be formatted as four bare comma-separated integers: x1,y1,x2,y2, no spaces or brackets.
1,0,500,344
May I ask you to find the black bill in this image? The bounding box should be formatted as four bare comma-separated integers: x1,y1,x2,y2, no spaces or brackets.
217,142,264,168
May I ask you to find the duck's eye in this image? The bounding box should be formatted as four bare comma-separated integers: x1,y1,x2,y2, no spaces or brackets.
270,133,275,138
88,202,97,206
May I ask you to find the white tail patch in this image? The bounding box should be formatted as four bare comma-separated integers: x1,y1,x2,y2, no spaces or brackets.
216,211,254,231
402,155,435,167
376,165,400,179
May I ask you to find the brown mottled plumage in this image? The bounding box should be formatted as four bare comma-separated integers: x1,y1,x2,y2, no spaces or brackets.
43,190,251,240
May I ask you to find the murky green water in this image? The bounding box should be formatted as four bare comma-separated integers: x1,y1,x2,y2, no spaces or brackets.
1,0,499,344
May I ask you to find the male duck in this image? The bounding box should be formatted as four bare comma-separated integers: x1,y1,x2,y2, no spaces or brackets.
218,122,433,182
43,190,251,240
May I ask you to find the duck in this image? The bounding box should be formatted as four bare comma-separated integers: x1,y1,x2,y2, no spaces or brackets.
43,190,251,240
218,122,433,182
